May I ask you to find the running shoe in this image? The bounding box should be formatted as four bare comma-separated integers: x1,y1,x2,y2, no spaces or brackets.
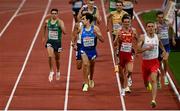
56,72,60,80
164,75,169,85
48,72,54,82
121,88,125,96
157,81,161,89
146,82,152,91
128,77,132,87
150,100,157,108
82,83,88,92
125,86,131,93
89,80,95,88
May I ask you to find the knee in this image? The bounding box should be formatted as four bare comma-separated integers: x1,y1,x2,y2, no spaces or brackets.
55,56,59,61
83,62,90,68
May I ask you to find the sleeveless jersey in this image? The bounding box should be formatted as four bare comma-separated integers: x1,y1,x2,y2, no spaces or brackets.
111,10,127,34
47,19,62,41
142,34,159,60
156,21,169,45
119,28,134,53
81,25,96,50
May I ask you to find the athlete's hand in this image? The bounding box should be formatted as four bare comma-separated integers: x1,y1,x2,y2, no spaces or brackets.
162,52,168,60
146,45,154,51
114,65,119,73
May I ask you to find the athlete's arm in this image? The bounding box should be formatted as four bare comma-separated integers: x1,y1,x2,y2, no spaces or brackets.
94,25,104,43
59,19,66,35
95,7,102,25
113,30,120,47
71,23,80,50
158,35,168,60
168,22,176,46
77,6,84,22
137,34,153,53
43,19,48,42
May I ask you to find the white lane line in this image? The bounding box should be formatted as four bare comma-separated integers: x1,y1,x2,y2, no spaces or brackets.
100,0,126,110
0,0,27,37
64,18,75,111
4,0,52,110
134,10,180,102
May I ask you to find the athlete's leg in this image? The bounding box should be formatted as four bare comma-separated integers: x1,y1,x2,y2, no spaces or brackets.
47,47,54,71
76,60,82,70
54,51,61,80
47,47,55,82
150,72,158,108
81,53,90,91
89,60,95,88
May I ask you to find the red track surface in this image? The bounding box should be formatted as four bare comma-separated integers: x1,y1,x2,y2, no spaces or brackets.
0,0,179,110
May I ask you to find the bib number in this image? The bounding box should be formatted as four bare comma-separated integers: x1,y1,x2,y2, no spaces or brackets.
161,31,168,39
120,42,132,52
83,37,94,47
49,31,58,40
113,24,121,30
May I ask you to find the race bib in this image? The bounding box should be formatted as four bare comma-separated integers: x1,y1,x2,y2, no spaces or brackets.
161,31,169,39
73,1,83,8
120,42,132,52
113,23,121,30
49,30,58,40
83,37,94,47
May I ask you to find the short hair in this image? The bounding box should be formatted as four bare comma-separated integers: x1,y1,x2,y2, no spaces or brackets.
122,14,131,22
156,10,164,17
116,0,123,5
85,13,94,23
146,21,154,26
51,8,58,13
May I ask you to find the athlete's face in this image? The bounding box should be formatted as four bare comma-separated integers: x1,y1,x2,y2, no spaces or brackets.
51,11,58,19
87,1,94,9
157,14,164,23
116,3,123,11
122,18,131,28
82,16,87,25
146,23,155,34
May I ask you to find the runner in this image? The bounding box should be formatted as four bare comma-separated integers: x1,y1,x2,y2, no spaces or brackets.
137,21,168,108
76,13,104,92
71,16,85,70
107,0,128,69
113,15,138,95
77,0,101,24
155,11,176,87
43,8,66,82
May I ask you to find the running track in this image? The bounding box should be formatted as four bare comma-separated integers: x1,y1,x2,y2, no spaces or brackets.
0,0,179,110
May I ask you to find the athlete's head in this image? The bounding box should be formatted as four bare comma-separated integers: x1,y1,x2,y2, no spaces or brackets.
87,0,95,9
82,13,94,25
116,1,123,12
156,11,164,23
50,8,58,19
122,14,131,28
146,21,155,35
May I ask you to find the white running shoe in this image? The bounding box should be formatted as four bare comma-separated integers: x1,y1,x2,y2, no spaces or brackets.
125,86,131,93
48,72,54,82
56,72,60,80
82,83,89,92
121,88,125,96
89,80,95,88
128,77,132,87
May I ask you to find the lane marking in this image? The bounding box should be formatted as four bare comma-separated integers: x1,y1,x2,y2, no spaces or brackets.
134,11,180,102
64,18,75,111
100,0,126,110
0,0,27,37
4,0,52,110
